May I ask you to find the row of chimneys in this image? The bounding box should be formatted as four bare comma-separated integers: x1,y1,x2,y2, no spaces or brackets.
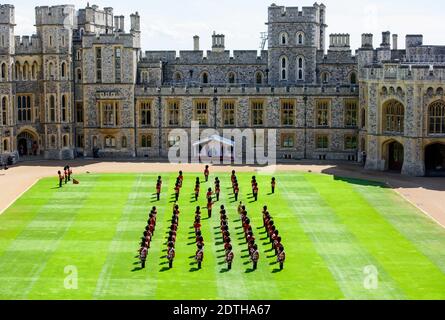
192,32,226,52
362,32,399,50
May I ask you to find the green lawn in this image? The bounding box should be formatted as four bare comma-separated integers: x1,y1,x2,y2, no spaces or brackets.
0,171,444,300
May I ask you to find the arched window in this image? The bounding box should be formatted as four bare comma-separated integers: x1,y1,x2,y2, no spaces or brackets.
61,95,68,122
296,32,305,45
62,135,68,148
350,72,357,85
280,56,288,81
122,136,127,148
202,72,209,84
32,62,37,80
23,62,29,80
255,71,263,85
76,68,82,82
61,62,67,78
15,62,20,80
48,62,54,80
228,72,236,84
297,56,304,81
321,72,329,84
49,95,56,122
2,97,7,125
383,100,404,133
50,135,56,148
3,139,8,152
429,101,445,134
1,63,7,81
279,32,288,45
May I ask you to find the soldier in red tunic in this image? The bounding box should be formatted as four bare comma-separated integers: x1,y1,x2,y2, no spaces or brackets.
195,244,204,269
225,245,234,270
234,183,239,202
207,200,213,219
277,245,285,270
140,246,148,269
58,171,64,188
204,165,210,182
253,183,259,202
167,246,175,269
251,244,259,270
271,177,276,194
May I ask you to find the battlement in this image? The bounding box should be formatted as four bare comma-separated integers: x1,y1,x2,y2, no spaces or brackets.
35,5,75,26
267,3,323,24
77,4,113,32
142,50,268,65
0,4,14,25
82,32,136,48
14,35,41,54
329,34,350,51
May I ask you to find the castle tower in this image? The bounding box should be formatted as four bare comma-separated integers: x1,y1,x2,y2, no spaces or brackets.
35,5,76,159
267,3,325,85
0,4,15,159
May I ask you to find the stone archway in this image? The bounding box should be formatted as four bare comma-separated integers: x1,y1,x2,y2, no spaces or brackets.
383,140,404,172
17,130,39,156
425,143,445,176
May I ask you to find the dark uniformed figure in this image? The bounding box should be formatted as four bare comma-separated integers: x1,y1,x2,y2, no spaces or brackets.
204,165,210,182
271,177,276,194
215,181,221,202
225,245,234,270
196,244,204,269
167,246,175,269
251,244,259,270
277,246,286,270
140,247,148,269
64,166,69,184
234,184,239,202
58,171,64,188
253,183,259,202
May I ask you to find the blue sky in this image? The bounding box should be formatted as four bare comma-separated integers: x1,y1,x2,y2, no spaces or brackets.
11,0,444,52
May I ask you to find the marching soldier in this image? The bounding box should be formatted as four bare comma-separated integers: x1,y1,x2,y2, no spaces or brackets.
206,188,213,203
140,246,148,269
58,170,64,188
156,181,161,201
194,182,200,202
253,183,259,202
277,245,285,270
251,244,259,270
204,165,210,182
174,183,180,202
196,244,204,269
167,246,175,269
207,199,213,218
234,183,239,202
271,177,276,194
215,181,221,202
225,245,234,270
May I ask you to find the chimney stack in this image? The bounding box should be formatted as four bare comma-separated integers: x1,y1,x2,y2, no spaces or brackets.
119,15,125,32
392,34,398,50
114,16,119,31
193,35,200,51
381,31,391,48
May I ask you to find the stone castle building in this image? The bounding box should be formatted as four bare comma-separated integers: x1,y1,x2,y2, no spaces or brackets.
0,3,444,176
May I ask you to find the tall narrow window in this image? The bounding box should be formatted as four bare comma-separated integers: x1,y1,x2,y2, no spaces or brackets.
316,100,330,127
76,102,84,123
255,72,263,85
281,100,295,126
168,101,180,126
1,35,5,47
252,101,264,126
32,62,37,80
141,71,149,84
49,35,53,47
48,62,54,80
350,72,357,85
23,62,29,80
296,32,305,45
202,72,209,84
76,68,82,82
121,136,127,148
280,56,288,81
49,95,56,122
115,47,122,83
228,72,236,84
61,62,66,79
1,63,6,81
2,97,7,125
17,95,31,122
61,95,67,122
96,47,102,83
279,32,288,45
195,101,208,126
345,100,358,127
297,56,304,81
140,101,152,126
428,101,445,134
383,100,404,133
223,101,235,126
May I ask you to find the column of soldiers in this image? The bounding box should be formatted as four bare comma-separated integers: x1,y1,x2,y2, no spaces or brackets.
231,170,239,202
263,206,286,270
194,205,205,269
166,204,180,269
57,165,74,188
239,204,260,270
139,206,158,269
220,205,234,270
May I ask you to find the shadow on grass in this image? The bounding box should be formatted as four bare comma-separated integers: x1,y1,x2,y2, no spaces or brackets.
160,267,171,272
131,267,143,272
189,267,200,272
245,268,255,273
220,268,230,273
272,268,283,273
